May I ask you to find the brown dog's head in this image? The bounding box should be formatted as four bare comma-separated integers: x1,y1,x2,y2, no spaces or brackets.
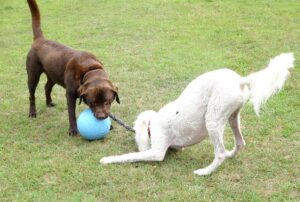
78,70,120,119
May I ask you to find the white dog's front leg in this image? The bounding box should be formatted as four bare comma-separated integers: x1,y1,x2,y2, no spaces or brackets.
100,149,166,164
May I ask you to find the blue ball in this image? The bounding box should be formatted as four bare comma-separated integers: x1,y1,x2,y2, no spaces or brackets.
77,108,111,140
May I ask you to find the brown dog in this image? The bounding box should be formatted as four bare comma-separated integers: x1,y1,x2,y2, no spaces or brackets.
26,0,119,135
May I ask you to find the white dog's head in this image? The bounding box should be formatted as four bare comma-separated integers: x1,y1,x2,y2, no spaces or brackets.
134,110,157,151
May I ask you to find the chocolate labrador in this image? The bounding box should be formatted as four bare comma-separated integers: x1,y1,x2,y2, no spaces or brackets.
26,0,119,135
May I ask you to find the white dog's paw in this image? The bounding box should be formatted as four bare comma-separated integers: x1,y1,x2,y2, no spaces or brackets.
225,149,237,158
194,168,212,176
100,157,113,164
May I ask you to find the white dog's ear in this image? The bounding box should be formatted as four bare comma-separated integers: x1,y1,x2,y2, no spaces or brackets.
133,119,147,133
134,111,156,151
134,119,150,152
133,110,156,129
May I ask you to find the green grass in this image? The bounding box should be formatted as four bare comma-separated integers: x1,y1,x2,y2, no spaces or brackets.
0,0,299,201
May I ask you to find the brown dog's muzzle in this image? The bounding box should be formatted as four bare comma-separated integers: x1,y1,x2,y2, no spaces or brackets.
95,114,108,120
93,110,108,120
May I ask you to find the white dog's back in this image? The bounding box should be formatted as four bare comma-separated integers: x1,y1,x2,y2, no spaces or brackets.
134,52,294,149
154,68,247,147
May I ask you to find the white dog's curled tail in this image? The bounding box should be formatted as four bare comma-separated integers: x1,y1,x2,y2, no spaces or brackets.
243,53,295,115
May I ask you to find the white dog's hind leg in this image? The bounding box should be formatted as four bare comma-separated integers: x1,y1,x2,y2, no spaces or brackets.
227,109,246,158
194,95,233,176
194,120,227,176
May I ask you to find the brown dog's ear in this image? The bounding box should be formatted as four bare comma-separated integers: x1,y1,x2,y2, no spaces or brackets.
79,96,83,105
115,92,120,104
112,85,120,104
78,85,86,105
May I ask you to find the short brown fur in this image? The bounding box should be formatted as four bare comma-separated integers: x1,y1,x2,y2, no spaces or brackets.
26,0,119,135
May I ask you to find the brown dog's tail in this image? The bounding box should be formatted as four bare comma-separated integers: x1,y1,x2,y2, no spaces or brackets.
27,0,43,40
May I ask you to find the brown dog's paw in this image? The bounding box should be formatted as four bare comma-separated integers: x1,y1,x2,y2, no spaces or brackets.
28,112,37,118
46,102,56,107
69,128,78,136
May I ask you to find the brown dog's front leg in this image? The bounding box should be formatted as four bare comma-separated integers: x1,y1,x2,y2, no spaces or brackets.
66,92,78,136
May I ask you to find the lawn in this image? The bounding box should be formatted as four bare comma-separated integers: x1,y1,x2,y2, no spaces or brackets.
0,0,299,201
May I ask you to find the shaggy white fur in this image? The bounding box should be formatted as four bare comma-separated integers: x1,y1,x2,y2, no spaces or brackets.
100,53,295,176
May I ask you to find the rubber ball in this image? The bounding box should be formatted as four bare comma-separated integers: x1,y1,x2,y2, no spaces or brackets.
77,108,111,140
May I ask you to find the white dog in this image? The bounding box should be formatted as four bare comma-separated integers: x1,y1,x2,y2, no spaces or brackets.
100,53,295,175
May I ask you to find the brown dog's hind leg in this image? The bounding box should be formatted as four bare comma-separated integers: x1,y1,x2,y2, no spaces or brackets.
26,50,43,118
45,78,55,107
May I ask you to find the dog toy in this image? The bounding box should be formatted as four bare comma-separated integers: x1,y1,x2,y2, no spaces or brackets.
77,108,111,140
109,113,135,133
